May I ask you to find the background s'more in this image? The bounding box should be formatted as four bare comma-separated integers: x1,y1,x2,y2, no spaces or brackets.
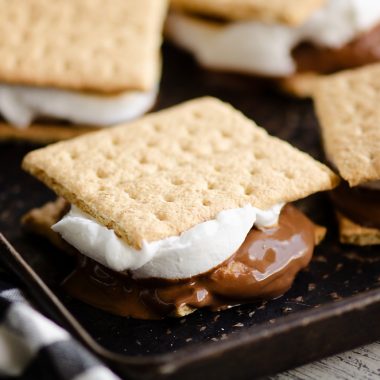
22,97,338,319
0,0,167,143
313,63,380,245
166,0,380,97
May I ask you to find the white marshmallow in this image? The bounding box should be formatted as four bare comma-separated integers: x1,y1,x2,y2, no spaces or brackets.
166,0,380,76
52,203,284,280
0,84,157,128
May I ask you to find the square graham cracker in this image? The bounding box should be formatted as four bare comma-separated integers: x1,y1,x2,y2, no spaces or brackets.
22,97,338,249
0,0,167,93
170,0,326,25
313,64,380,187
337,212,380,246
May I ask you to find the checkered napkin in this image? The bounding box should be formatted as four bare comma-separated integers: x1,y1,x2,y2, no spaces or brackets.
0,276,121,380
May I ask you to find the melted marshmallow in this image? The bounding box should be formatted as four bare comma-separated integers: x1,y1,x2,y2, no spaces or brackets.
52,203,284,280
166,0,380,76
0,84,157,128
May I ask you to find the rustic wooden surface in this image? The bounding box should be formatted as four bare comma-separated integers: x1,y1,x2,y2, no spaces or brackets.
275,342,380,379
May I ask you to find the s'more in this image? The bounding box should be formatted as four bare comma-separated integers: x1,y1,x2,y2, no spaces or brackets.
22,97,338,319
313,64,380,245
0,0,167,143
166,0,380,97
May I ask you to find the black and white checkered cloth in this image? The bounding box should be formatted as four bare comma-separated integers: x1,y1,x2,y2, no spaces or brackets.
0,275,121,380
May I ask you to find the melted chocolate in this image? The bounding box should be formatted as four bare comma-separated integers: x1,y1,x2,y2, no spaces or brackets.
293,23,380,74
330,182,380,229
63,205,316,319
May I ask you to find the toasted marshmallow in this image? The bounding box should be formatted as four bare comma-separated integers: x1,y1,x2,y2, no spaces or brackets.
166,0,380,76
52,203,284,280
0,84,157,128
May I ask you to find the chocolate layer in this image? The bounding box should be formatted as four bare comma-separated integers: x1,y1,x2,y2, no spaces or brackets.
330,182,380,229
293,24,380,74
63,205,316,319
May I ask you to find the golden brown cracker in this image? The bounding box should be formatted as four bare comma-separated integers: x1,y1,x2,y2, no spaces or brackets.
280,72,322,98
0,122,95,143
22,198,76,253
336,212,380,246
313,64,380,186
0,0,167,92
22,97,338,249
314,225,326,245
170,0,326,25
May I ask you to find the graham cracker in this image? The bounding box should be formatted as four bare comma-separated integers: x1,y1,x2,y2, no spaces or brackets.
170,0,326,25
22,198,76,253
336,212,380,246
0,122,95,143
22,97,338,249
0,0,167,93
314,225,326,245
280,72,322,98
313,64,380,186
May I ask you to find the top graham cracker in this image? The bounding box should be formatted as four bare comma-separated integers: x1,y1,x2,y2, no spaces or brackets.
170,0,326,25
0,0,167,93
313,64,380,187
22,97,338,249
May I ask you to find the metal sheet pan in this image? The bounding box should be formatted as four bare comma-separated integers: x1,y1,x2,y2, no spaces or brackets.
0,44,380,379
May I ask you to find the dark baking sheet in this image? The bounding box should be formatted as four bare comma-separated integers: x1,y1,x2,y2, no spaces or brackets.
1,43,380,379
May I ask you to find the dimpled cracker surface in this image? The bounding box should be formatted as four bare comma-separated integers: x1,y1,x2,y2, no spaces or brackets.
170,0,326,25
0,0,167,93
314,64,380,186
22,97,338,249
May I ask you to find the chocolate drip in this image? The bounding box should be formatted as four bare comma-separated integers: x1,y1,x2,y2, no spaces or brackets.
63,205,316,319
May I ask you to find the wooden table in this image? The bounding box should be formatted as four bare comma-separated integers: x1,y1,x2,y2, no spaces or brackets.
276,342,380,379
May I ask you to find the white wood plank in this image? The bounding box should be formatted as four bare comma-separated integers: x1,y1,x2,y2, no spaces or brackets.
272,342,380,380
